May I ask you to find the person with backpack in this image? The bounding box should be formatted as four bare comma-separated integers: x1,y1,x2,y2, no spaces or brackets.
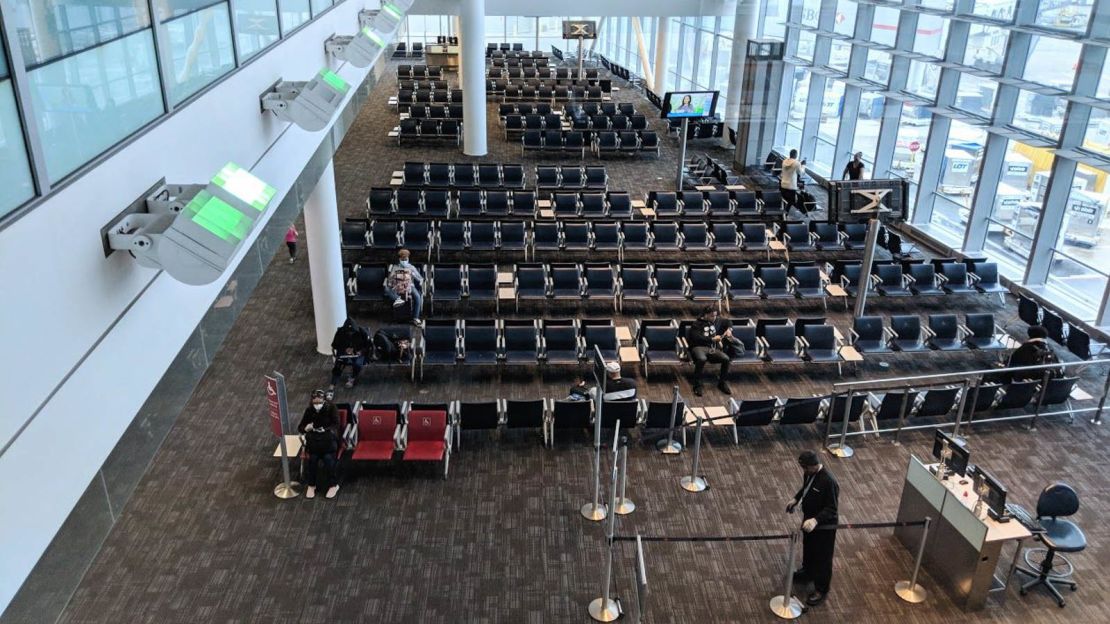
297,390,341,499
385,249,424,325
1007,325,1063,381
329,318,370,390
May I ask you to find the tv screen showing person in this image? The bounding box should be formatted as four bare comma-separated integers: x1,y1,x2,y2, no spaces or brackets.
662,91,718,119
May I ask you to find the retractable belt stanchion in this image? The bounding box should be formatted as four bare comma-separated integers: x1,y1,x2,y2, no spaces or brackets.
680,413,707,492
895,516,932,603
583,354,608,521
827,390,855,458
658,385,683,454
589,433,623,621
616,436,635,515
769,530,804,619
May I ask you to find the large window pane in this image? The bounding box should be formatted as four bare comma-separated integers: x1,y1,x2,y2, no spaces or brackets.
966,24,1007,73
953,74,997,119
800,0,820,28
813,80,845,176
871,8,899,47
157,2,236,106
853,95,884,169
797,31,816,61
1098,62,1110,99
1046,165,1110,321
11,0,152,67
1012,90,1064,141
27,29,163,180
1085,109,1110,154
783,69,810,150
972,0,1015,22
1034,0,1096,35
834,1,857,36
233,0,279,61
0,80,35,217
920,0,954,10
930,121,987,246
763,0,788,40
1023,36,1081,91
680,26,696,84
984,141,1053,279
913,16,949,60
829,40,851,74
905,60,940,99
506,16,535,49
891,103,931,185
695,29,713,88
279,0,310,33
310,0,330,16
864,50,891,85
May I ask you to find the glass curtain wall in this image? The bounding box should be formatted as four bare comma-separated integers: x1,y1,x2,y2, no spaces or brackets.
774,0,1110,321
0,47,34,217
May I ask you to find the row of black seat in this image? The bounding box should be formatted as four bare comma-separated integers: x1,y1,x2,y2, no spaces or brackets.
826,258,1007,301
485,44,537,56
398,80,449,91
669,119,726,140
494,82,610,101
398,162,528,189
848,313,1010,354
597,55,636,83
647,189,810,218
396,89,464,105
392,42,424,58
397,119,459,145
505,113,651,136
564,102,638,118
486,68,600,81
685,154,742,187
396,65,444,79
367,189,539,218
520,130,660,158
496,102,558,117
534,165,608,191
406,104,464,120
1018,295,1106,361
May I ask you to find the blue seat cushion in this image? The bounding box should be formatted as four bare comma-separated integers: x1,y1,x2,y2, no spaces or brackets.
1041,518,1086,553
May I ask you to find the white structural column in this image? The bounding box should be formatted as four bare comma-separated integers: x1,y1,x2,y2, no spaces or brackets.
720,0,758,147
631,18,653,90
459,0,487,156
653,17,670,94
303,160,347,355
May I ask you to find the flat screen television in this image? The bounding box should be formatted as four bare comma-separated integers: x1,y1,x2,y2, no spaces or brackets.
661,91,719,119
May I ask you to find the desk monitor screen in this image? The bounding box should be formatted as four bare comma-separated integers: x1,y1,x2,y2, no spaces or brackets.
976,466,1008,518
932,430,969,476
661,91,719,119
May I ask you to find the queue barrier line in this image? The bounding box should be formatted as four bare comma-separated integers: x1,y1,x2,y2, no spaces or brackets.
612,519,927,542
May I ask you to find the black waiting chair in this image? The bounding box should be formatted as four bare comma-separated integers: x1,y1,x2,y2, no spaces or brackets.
503,398,548,444
778,396,824,427
731,397,778,429
850,316,892,353
1014,483,1086,607
908,263,944,296
925,314,963,351
453,400,501,448
963,313,1006,350
890,315,929,352
1018,295,1041,326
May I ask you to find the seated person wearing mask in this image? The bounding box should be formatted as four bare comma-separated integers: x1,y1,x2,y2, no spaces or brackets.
330,318,371,390
686,306,734,396
298,390,341,499
386,249,424,325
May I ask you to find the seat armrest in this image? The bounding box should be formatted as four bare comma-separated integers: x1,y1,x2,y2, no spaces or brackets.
936,273,949,285
902,274,913,288
957,325,971,340
968,272,982,284
882,327,898,341
922,327,936,340
848,328,860,344
868,274,880,288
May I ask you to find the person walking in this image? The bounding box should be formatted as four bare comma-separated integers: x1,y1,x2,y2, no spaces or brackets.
786,450,840,606
780,149,807,216
285,225,298,263
298,390,341,499
843,152,865,180
686,306,733,396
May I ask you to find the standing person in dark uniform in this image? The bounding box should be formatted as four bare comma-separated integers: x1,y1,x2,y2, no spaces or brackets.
686,306,734,396
298,390,341,499
786,450,839,606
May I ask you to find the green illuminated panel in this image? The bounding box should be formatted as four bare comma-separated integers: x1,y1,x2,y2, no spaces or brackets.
211,162,276,211
318,68,350,94
382,3,403,19
187,191,252,242
363,27,385,47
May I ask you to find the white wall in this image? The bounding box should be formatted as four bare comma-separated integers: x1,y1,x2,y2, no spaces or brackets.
0,2,380,612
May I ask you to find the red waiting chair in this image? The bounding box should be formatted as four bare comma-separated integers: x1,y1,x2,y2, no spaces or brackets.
402,409,452,478
351,409,399,461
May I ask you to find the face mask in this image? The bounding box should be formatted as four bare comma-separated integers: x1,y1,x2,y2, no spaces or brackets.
399,260,411,267
313,402,323,411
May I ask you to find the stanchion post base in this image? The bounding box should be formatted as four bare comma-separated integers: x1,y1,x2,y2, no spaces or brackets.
657,439,682,454
826,444,854,459
894,580,927,603
1089,417,1101,425
615,498,636,515
769,595,804,619
680,476,708,492
588,597,622,622
274,482,300,499
581,502,608,521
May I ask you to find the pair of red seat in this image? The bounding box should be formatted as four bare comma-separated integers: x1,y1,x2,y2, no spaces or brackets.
351,407,450,478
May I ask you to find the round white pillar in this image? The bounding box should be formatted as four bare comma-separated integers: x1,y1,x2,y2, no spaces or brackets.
460,0,487,156
302,160,347,355
653,17,670,95
722,0,759,148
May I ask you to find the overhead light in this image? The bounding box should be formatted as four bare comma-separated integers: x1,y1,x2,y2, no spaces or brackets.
106,163,277,285
325,28,385,68
260,68,350,131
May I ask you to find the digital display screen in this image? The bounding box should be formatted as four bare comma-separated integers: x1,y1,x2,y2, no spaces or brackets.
661,91,719,119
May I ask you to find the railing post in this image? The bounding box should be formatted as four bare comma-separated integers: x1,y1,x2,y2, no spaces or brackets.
952,378,972,444
616,436,635,515
1029,368,1051,432
892,388,911,446
680,414,708,492
588,449,622,622
769,530,804,619
658,385,683,453
1092,364,1110,425
828,391,855,458
895,517,932,603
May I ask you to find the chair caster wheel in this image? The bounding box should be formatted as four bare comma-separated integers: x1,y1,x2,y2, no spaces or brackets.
1020,589,1028,596
1058,602,1066,608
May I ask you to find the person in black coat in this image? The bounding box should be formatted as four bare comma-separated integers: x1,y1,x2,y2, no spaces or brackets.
1006,325,1061,381
686,306,734,396
330,318,370,390
787,450,839,606
298,390,341,499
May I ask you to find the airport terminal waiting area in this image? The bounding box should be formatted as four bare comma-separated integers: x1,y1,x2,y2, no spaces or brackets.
58,53,1110,623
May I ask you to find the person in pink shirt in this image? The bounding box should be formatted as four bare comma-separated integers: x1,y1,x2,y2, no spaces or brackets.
285,225,298,264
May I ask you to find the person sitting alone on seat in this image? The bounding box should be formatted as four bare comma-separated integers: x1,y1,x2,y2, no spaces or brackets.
329,318,370,390
598,361,637,401
686,306,734,396
1007,325,1063,381
298,390,341,499
386,249,424,325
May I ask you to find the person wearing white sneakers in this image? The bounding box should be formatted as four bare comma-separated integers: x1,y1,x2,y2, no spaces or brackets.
297,390,341,499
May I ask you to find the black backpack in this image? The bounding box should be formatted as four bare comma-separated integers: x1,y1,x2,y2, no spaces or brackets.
373,330,398,361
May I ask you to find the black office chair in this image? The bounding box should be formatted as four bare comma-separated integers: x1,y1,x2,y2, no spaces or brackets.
1015,483,1086,607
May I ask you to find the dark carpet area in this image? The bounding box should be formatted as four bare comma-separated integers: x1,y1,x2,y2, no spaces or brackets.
55,59,1110,624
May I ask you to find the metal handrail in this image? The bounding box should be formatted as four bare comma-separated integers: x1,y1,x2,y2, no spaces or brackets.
832,358,1110,391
